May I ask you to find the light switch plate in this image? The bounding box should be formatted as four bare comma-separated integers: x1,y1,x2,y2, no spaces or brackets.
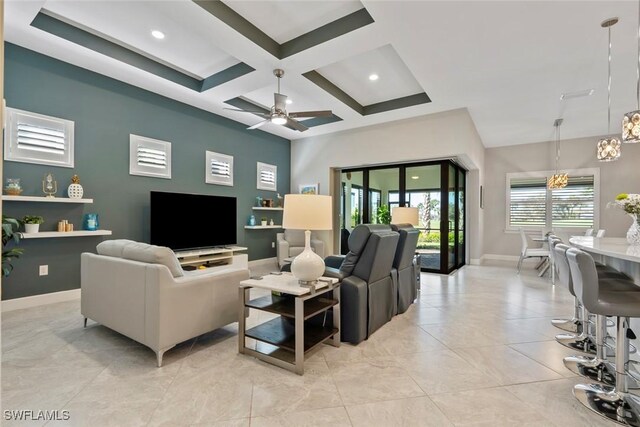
39,265,48,276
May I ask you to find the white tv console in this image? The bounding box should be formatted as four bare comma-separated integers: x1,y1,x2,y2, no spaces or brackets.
175,246,248,269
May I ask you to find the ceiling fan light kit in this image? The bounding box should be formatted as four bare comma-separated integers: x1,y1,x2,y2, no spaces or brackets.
623,2,640,143
598,17,622,161
223,69,332,132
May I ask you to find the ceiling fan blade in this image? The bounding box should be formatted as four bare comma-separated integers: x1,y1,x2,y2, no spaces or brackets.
274,93,287,111
288,110,332,118
247,120,269,130
223,108,270,116
286,118,309,132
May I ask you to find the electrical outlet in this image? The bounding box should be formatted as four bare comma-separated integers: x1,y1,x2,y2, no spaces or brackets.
39,265,48,276
272,242,275,248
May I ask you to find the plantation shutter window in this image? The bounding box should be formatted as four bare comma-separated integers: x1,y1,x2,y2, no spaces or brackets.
257,162,277,191
509,178,547,227
552,176,595,228
5,107,75,168
206,151,234,186
129,135,172,179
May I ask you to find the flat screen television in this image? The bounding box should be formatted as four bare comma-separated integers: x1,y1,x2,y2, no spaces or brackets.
150,191,237,251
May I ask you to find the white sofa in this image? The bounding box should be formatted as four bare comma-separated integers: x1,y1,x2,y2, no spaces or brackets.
81,240,249,366
276,229,325,268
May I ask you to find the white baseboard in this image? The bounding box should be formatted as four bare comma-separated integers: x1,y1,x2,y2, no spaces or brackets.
2,289,81,312
482,254,521,262
469,256,485,265
248,257,277,269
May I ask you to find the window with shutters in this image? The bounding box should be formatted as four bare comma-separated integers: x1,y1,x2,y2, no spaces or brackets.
4,108,75,168
205,151,233,186
506,169,599,230
129,135,171,179
257,162,277,191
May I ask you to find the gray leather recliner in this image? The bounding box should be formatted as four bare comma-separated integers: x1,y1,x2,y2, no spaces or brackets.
325,224,399,344
390,224,420,314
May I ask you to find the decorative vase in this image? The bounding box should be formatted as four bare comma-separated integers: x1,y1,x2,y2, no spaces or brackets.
5,178,22,195
25,223,39,233
248,215,256,226
83,214,99,231
627,214,640,245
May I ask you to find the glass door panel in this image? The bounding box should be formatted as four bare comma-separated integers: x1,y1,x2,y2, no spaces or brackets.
406,164,441,272
447,164,456,271
369,167,399,224
457,168,466,268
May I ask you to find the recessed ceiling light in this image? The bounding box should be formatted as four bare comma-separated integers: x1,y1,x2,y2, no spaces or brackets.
560,89,594,100
369,74,379,81
411,176,419,180
151,30,165,40
286,99,293,105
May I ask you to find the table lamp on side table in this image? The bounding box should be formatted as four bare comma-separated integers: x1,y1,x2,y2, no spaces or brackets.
282,194,333,286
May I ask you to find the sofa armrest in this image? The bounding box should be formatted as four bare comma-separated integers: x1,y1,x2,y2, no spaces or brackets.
324,255,345,269
324,267,345,281
340,275,368,344
277,234,290,267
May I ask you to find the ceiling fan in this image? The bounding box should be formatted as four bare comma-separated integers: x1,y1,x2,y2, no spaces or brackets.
224,69,332,132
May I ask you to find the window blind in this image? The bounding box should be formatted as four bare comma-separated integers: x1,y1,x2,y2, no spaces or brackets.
509,177,547,227
210,159,231,178
260,170,275,185
257,162,277,190
16,123,66,155
129,135,171,179
137,146,167,169
552,176,594,228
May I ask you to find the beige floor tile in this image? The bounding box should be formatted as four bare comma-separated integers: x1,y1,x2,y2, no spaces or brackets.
346,396,452,427
430,387,553,426
509,341,579,378
328,357,424,405
420,322,495,349
506,378,619,426
394,349,500,395
250,407,351,427
453,345,563,385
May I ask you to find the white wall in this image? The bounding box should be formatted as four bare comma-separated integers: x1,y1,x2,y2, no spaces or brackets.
483,135,640,258
291,108,486,260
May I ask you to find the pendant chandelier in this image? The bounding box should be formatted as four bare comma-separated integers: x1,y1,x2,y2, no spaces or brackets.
548,118,568,190
598,17,622,161
623,2,640,143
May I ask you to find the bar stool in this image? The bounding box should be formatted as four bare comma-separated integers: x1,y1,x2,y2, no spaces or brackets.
567,248,640,425
554,244,632,354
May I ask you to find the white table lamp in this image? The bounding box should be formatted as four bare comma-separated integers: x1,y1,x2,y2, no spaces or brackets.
391,207,419,226
282,194,332,285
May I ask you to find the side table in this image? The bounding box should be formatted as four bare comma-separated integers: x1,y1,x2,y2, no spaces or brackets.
238,273,340,375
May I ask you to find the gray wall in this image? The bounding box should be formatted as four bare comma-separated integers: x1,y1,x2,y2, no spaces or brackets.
3,43,290,300
483,135,640,258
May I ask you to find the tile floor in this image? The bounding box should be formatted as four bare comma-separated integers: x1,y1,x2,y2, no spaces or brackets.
1,263,622,426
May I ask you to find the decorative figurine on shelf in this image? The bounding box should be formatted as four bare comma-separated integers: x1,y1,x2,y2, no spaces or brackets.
67,175,84,199
42,173,57,198
248,215,256,226
255,197,263,207
4,178,22,196
83,214,99,231
277,193,283,208
269,218,274,226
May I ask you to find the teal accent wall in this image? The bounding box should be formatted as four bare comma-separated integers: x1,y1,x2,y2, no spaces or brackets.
3,43,290,300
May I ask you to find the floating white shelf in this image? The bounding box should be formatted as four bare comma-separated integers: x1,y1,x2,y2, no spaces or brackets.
252,207,283,211
2,195,94,204
244,225,282,229
20,230,112,239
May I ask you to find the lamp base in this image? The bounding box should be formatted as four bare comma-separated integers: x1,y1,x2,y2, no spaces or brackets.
290,230,325,284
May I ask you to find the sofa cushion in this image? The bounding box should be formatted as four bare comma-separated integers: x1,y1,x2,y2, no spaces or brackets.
284,229,305,247
96,239,136,258
97,240,183,278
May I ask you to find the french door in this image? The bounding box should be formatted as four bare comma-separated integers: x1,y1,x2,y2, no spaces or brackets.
340,160,466,274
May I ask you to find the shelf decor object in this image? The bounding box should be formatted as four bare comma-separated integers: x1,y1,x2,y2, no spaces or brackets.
548,119,568,190
67,174,84,198
42,173,57,198
83,213,99,231
282,194,332,285
598,18,622,162
391,207,419,225
623,1,640,144
4,178,22,195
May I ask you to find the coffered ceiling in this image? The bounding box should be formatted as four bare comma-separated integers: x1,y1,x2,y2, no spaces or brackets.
5,1,640,147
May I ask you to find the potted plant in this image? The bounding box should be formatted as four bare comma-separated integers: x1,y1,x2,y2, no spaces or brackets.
261,217,268,227
23,215,44,233
2,216,23,277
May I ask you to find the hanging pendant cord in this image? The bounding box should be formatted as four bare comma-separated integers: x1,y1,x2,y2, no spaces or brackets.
608,25,613,133
556,124,561,173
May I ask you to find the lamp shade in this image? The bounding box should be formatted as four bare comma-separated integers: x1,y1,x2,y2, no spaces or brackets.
282,194,332,230
391,207,419,226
